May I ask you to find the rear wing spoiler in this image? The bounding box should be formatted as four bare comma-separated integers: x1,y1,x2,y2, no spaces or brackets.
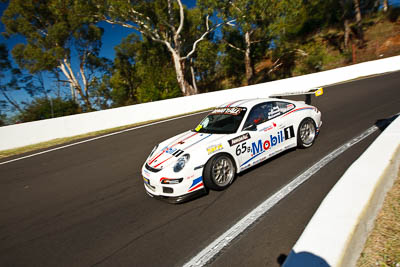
270,87,324,104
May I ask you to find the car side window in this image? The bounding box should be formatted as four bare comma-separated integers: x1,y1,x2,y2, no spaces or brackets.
243,102,274,129
276,101,295,114
243,101,296,130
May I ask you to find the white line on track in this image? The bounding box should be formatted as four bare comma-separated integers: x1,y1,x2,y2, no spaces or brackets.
0,110,209,166
183,124,379,267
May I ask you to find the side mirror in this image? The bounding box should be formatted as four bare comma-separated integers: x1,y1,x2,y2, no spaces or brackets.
243,124,257,131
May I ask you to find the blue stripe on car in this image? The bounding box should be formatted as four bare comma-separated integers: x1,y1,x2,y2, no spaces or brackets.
189,176,203,189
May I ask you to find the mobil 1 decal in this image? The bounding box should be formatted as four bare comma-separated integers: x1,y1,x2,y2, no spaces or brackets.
235,126,295,157
251,126,295,156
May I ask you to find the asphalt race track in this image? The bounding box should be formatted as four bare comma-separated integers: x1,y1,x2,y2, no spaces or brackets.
1,71,399,267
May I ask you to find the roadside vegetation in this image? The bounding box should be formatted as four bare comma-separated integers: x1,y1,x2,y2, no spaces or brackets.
357,167,400,267
1,0,400,126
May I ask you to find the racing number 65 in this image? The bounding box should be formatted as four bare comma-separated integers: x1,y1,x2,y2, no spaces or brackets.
236,142,247,156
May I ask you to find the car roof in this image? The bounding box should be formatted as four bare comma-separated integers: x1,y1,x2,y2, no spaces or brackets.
218,98,297,109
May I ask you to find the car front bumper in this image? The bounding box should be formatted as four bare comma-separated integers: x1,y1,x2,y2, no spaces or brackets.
141,163,206,203
144,187,207,204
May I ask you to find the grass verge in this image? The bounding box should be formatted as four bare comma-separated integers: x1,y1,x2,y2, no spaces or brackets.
0,108,212,160
357,166,400,267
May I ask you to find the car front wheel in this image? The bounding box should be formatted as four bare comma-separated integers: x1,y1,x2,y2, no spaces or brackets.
203,154,236,191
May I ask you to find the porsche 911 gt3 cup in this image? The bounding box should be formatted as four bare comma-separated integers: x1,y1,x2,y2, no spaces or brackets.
142,97,322,203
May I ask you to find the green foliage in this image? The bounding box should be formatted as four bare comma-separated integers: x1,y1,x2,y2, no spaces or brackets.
218,41,246,87
192,40,219,90
0,43,11,72
18,97,80,122
109,35,181,106
135,69,180,103
3,0,89,71
0,113,6,126
293,42,327,75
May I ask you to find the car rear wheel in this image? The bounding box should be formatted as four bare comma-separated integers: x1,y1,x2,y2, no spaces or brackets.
297,118,316,148
203,154,236,191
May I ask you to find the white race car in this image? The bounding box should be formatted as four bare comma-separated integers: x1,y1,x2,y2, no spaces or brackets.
142,97,322,203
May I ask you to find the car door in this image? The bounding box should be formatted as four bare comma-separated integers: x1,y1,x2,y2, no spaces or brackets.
237,102,281,171
271,101,297,152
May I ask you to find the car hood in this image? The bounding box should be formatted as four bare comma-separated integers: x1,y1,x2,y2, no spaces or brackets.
146,130,225,170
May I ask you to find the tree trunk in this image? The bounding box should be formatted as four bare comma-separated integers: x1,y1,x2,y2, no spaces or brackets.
344,19,351,49
171,50,196,96
244,31,254,85
383,0,389,12
190,58,198,94
58,60,93,111
353,0,362,24
70,85,77,102
353,0,364,46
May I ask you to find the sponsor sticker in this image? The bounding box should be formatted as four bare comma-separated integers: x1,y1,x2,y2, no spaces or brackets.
228,133,251,146
164,147,185,157
211,107,244,116
259,124,275,132
207,144,223,155
251,126,295,156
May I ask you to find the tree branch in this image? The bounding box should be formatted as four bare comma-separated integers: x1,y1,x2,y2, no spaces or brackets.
128,7,161,39
295,49,308,56
250,39,264,44
226,42,245,53
0,87,23,113
183,18,236,60
268,58,282,74
79,54,88,96
103,17,161,43
175,0,185,39
58,59,81,100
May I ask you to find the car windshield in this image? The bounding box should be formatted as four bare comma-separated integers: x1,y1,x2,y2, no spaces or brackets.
193,107,247,134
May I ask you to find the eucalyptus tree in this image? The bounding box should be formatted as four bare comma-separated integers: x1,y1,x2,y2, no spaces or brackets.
2,0,108,111
97,0,234,96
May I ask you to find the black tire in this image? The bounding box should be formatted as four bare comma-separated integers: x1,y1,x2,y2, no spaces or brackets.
203,154,236,191
297,118,317,148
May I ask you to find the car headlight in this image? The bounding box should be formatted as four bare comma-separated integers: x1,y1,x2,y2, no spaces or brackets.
149,144,159,158
173,154,190,173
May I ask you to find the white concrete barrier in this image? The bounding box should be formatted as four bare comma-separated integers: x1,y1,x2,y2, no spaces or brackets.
1,55,400,151
283,115,400,267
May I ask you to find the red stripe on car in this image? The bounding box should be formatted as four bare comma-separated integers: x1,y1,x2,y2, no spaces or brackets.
188,183,204,192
